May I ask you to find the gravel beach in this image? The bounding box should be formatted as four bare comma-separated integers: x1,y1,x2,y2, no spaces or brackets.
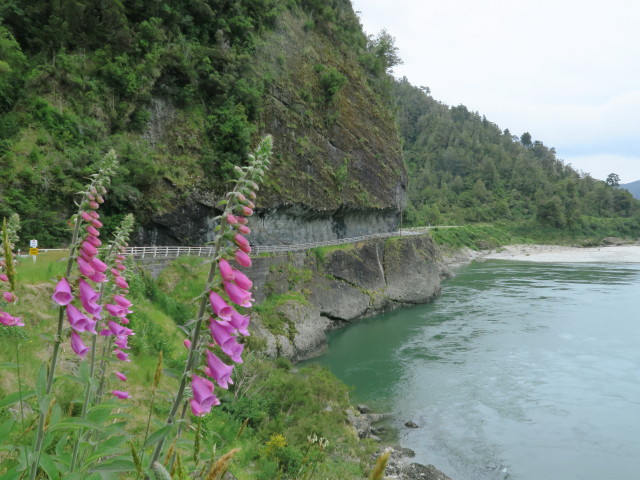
483,244,640,263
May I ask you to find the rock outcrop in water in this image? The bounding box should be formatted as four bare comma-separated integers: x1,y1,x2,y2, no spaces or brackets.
249,234,451,361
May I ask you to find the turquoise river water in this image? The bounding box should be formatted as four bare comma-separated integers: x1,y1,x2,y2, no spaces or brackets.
310,261,640,480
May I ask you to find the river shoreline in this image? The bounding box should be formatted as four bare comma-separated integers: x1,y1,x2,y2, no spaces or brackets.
480,243,640,263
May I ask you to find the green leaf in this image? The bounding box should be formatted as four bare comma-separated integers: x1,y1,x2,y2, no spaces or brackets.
143,424,174,448
151,462,173,480
0,467,22,480
0,418,16,441
0,390,35,409
56,374,85,385
39,453,60,479
86,404,114,424
88,458,135,472
38,333,56,343
48,418,104,433
83,435,127,464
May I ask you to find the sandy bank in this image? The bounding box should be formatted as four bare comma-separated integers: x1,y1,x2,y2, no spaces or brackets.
482,244,640,263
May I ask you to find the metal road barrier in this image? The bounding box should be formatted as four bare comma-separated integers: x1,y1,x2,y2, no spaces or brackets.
121,226,458,260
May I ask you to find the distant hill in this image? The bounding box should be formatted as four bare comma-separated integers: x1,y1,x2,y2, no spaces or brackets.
620,181,640,199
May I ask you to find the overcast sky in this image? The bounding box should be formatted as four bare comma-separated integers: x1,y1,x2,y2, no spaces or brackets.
352,0,640,183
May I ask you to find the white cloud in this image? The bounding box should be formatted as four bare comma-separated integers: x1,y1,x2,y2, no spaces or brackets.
352,0,640,180
563,154,640,183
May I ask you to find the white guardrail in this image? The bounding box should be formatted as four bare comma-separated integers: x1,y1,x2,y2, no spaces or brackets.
121,226,453,260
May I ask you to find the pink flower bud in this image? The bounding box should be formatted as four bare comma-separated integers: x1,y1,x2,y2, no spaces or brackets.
81,212,93,222
234,234,251,253
0,312,24,327
112,390,131,399
86,226,100,237
115,371,127,381
71,331,89,358
89,201,99,210
0,291,13,304
184,339,192,349
0,274,8,282
235,250,251,267
226,214,238,225
92,219,103,228
218,259,235,282
237,225,251,235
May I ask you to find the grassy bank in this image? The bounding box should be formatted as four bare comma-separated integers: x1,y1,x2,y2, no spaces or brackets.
429,217,640,250
0,254,376,479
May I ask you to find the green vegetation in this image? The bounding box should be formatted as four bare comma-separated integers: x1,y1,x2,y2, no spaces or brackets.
393,78,640,235
429,218,640,251
0,253,375,479
0,0,404,245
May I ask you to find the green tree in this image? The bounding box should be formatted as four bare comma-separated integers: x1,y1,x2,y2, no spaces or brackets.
606,173,620,187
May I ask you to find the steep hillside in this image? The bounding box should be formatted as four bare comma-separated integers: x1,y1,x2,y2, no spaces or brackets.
393,78,640,232
0,0,405,247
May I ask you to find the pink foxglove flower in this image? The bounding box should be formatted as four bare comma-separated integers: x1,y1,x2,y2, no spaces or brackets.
237,225,251,235
114,349,130,362
77,257,96,278
112,390,131,399
218,258,235,282
184,339,191,349
0,312,24,327
80,241,98,257
81,211,93,222
114,336,129,349
113,295,132,308
105,303,127,317
115,371,127,381
204,350,234,389
91,219,103,228
90,257,108,273
3,291,16,303
51,277,73,306
0,274,8,282
230,311,250,336
88,271,107,283
190,399,208,416
226,214,238,225
191,375,220,414
233,234,251,253
86,225,100,237
209,291,233,320
234,250,251,267
115,276,129,290
66,304,91,332
210,320,244,363
233,269,253,290
85,235,102,247
223,281,252,308
239,206,253,216
78,279,101,315
70,331,89,358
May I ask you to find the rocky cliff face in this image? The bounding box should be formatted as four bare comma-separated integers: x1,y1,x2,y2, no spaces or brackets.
136,8,406,247
249,234,451,361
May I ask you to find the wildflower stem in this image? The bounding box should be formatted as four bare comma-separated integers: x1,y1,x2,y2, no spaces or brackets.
147,222,228,473
30,213,82,480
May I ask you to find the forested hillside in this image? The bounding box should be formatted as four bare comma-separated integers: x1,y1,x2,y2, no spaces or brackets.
393,78,640,232
0,0,404,246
